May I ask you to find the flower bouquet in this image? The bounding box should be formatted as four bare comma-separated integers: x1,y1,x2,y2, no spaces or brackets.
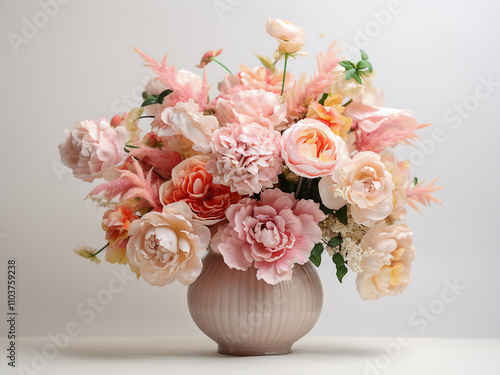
60,17,441,336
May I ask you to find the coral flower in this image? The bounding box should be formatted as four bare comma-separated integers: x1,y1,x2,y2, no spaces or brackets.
306,95,352,141
196,49,223,68
159,155,241,225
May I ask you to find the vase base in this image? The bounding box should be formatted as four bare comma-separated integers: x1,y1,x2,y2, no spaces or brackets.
217,345,292,356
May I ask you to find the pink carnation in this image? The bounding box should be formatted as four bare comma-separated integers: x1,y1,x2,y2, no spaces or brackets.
59,118,128,182
215,89,287,129
205,122,283,195
211,189,326,284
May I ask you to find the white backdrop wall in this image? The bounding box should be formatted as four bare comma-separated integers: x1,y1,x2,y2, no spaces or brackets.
1,0,499,340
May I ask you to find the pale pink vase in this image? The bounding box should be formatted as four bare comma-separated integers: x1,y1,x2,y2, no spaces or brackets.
187,251,323,356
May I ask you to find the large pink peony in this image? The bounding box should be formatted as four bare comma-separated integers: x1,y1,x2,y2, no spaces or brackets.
356,223,416,300
205,122,283,195
211,189,326,284
215,89,287,129
281,118,349,178
126,202,210,286
59,118,128,182
319,151,395,227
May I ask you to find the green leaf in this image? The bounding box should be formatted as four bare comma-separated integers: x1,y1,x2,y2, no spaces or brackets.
327,234,343,248
352,72,362,85
283,179,295,193
332,253,348,283
357,60,369,70
360,50,369,61
339,60,356,70
254,53,276,73
336,265,348,283
332,205,348,225
141,95,159,107
157,89,173,103
309,243,324,267
413,177,419,186
365,60,373,73
319,203,333,216
345,68,357,81
318,93,329,105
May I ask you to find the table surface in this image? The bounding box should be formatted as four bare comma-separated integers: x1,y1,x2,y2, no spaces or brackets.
3,337,500,375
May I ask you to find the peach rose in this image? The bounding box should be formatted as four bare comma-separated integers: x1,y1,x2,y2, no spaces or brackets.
319,151,395,227
59,118,128,182
265,18,305,54
356,223,416,300
159,99,219,154
381,152,411,223
159,155,241,225
280,118,349,178
215,89,287,129
102,203,139,264
126,202,210,286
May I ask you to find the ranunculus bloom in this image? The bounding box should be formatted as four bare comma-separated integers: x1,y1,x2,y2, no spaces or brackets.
319,151,395,227
215,89,287,129
281,118,349,178
196,48,223,68
219,65,296,95
206,122,283,195
102,203,139,264
306,95,352,141
126,202,210,286
331,66,378,105
265,18,305,54
159,99,219,154
356,223,416,300
59,118,128,182
159,155,241,225
211,189,326,284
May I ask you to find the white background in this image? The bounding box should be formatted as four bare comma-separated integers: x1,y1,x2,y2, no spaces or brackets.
1,0,499,341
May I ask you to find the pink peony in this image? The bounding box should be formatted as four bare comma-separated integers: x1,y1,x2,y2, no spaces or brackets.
205,122,283,195
356,223,416,300
126,202,210,286
159,155,241,225
319,151,395,227
59,118,128,182
281,118,349,178
211,189,326,284
215,89,287,129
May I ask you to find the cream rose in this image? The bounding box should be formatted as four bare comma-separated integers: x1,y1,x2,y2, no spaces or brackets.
126,202,210,286
356,223,416,300
331,66,378,105
281,119,349,178
265,18,305,54
159,99,219,154
319,151,395,226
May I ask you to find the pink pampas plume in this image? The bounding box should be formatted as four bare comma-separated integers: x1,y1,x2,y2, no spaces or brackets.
88,176,136,203
133,48,210,109
286,41,342,120
406,178,443,213
129,144,181,181
120,159,163,212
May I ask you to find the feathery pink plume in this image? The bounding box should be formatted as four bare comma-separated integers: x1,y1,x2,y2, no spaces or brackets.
196,66,211,110
356,123,429,154
406,177,443,213
88,175,136,202
120,159,162,212
133,48,208,106
286,41,342,120
129,144,181,180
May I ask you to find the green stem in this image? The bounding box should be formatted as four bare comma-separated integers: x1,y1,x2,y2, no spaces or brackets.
343,98,353,107
280,53,289,96
92,243,109,258
212,58,233,75
139,116,155,119
295,176,304,199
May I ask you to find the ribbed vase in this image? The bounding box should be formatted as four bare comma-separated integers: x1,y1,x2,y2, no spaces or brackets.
187,251,323,356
